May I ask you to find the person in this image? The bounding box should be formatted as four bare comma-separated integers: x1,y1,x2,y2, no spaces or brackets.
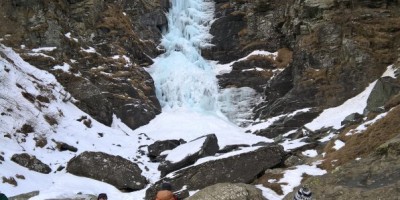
0,193,8,200
97,193,107,200
155,182,178,200
293,186,312,200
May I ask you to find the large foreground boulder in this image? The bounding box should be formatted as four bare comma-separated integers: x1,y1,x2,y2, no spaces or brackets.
66,151,147,191
186,183,266,200
145,144,285,199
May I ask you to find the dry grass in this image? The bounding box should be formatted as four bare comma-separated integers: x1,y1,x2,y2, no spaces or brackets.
253,171,285,195
18,124,34,134
275,48,293,68
238,28,248,37
385,93,400,110
220,3,231,9
2,176,17,186
321,105,400,171
34,136,48,148
16,174,25,180
96,5,133,35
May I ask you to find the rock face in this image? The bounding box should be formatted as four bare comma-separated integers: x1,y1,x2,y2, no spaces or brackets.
11,153,51,174
145,145,285,200
66,151,147,191
208,0,400,123
0,0,167,129
186,183,267,200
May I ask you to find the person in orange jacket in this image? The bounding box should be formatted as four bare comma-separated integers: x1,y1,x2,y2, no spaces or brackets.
155,182,178,200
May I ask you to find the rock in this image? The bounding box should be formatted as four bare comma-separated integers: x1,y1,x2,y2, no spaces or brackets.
66,151,147,191
284,133,400,200
365,77,400,114
11,153,51,174
61,76,113,126
147,139,184,162
158,134,219,177
9,191,40,200
341,113,364,126
185,183,267,200
202,12,247,64
145,145,285,200
254,109,321,138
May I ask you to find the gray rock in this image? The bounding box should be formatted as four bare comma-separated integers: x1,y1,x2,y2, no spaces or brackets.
185,183,266,200
158,134,219,177
11,153,51,174
147,139,183,162
145,145,285,200
9,191,40,200
66,151,147,191
365,77,400,114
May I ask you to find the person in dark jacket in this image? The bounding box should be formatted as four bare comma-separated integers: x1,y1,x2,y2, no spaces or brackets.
0,193,8,200
293,186,312,200
155,182,178,200
97,193,107,200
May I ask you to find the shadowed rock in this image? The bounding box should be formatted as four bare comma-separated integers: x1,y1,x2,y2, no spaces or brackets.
158,134,219,177
145,144,285,200
66,151,147,191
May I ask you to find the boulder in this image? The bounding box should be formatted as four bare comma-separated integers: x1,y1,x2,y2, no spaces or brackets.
186,183,266,200
145,144,285,200
158,134,219,177
11,153,51,174
341,113,364,126
66,151,147,191
254,109,321,138
365,77,400,114
147,139,184,162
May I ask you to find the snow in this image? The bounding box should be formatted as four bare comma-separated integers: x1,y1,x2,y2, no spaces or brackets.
165,137,206,163
213,50,278,75
333,140,345,150
306,64,398,132
1,0,396,199
305,81,376,131
80,47,96,53
52,63,71,72
31,47,57,52
302,150,318,157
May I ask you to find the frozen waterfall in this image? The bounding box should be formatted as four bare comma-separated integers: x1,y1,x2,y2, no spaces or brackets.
147,0,218,112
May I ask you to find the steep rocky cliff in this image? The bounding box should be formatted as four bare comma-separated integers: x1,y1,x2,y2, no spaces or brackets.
0,0,169,129
207,0,400,199
1,0,400,199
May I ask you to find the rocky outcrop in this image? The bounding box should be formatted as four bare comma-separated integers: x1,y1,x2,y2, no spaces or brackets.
186,183,266,200
66,151,147,191
0,0,166,129
145,145,285,200
11,153,51,174
284,134,400,200
158,134,219,177
209,0,400,123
